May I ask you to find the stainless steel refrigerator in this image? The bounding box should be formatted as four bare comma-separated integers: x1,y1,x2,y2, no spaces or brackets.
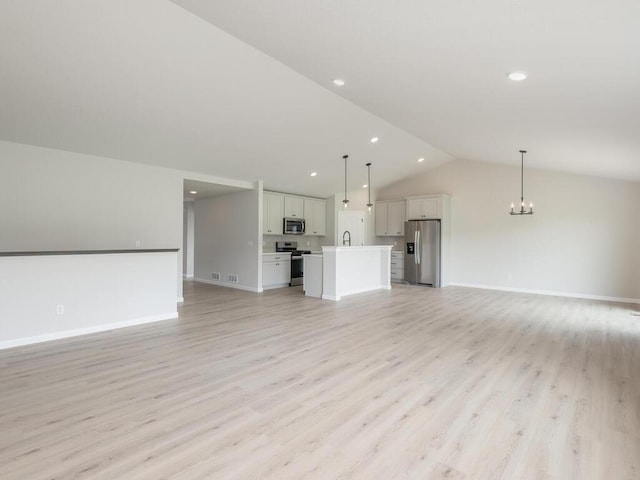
404,220,441,287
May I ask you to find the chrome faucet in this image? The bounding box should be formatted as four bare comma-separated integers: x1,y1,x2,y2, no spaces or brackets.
342,230,351,246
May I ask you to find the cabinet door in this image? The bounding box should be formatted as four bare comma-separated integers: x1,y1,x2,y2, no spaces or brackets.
407,197,442,219
387,201,405,236
406,199,423,220
276,261,291,284
284,196,304,218
312,200,326,236
262,259,291,287
303,198,316,235
422,198,441,219
304,198,326,236
262,261,277,286
264,193,284,235
375,203,389,236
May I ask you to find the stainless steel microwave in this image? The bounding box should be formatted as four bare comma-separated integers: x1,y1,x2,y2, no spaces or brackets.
283,217,305,235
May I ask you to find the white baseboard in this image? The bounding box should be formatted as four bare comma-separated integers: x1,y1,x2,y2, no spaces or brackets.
184,274,194,279
262,283,289,291
322,294,339,301
0,312,179,350
194,277,260,293
449,282,640,305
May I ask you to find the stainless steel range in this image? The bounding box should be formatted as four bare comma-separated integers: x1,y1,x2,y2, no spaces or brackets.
275,241,311,286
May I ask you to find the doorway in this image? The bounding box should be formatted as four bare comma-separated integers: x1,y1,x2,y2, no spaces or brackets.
338,211,365,246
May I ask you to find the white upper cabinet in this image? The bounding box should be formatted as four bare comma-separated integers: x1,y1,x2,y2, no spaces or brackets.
284,196,304,218
375,200,405,236
387,201,405,236
406,196,443,220
304,198,326,236
264,191,326,236
263,192,284,235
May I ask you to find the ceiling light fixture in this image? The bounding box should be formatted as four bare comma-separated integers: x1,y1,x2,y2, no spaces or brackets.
310,172,317,177
189,190,197,194
366,162,373,213
342,154,349,209
509,150,534,215
362,184,368,188
370,137,379,143
333,79,345,86
508,71,528,81
418,157,425,163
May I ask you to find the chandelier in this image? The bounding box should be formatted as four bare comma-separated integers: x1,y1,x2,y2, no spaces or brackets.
510,150,534,215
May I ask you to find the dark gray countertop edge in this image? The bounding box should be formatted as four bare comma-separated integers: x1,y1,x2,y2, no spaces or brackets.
0,249,180,257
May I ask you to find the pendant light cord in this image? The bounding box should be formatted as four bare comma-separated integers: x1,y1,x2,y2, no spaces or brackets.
366,162,372,206
343,154,349,206
520,150,525,207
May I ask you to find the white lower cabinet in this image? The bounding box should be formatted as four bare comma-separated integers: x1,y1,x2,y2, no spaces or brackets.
262,253,291,289
390,251,405,283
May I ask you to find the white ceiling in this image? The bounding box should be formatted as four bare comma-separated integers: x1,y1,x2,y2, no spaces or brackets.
1,1,638,201
183,179,248,201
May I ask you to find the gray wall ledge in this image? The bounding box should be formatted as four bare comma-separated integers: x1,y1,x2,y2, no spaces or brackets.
0,249,180,257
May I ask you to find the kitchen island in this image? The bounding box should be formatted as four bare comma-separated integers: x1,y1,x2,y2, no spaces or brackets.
304,246,392,301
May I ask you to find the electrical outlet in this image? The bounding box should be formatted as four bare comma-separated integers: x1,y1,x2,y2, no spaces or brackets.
135,240,141,248
248,240,254,247
56,305,64,315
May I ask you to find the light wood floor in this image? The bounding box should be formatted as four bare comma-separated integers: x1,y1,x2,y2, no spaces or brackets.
1,282,639,479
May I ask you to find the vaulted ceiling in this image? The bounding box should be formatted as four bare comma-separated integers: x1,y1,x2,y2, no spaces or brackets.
1,1,638,198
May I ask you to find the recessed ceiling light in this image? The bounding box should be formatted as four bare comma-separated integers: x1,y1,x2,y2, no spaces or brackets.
507,71,527,81
333,79,345,86
370,137,379,143
418,157,425,163
189,190,197,194
362,184,368,189
310,172,317,177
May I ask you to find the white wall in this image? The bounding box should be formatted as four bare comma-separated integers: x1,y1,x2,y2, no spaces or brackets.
0,252,178,348
378,159,640,301
326,189,377,247
182,202,195,277
0,140,185,293
193,189,261,291
0,141,182,253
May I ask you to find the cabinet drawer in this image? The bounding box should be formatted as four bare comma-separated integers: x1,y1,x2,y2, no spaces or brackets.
391,270,404,281
262,255,291,263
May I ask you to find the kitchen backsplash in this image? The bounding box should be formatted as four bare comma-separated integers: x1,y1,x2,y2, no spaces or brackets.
263,235,324,253
374,235,405,251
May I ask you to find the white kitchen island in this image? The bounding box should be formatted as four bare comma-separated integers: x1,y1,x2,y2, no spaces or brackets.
303,246,392,301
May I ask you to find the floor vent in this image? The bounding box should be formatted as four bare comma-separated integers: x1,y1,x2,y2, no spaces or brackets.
228,274,239,283
211,272,220,281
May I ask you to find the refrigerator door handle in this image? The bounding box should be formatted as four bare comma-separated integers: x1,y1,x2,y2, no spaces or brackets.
414,230,418,264
416,229,421,265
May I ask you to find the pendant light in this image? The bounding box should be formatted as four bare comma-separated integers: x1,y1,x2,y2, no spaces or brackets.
365,162,373,212
509,150,534,215
342,154,349,208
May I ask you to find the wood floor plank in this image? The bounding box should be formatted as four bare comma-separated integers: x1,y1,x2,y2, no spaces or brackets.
1,282,639,479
